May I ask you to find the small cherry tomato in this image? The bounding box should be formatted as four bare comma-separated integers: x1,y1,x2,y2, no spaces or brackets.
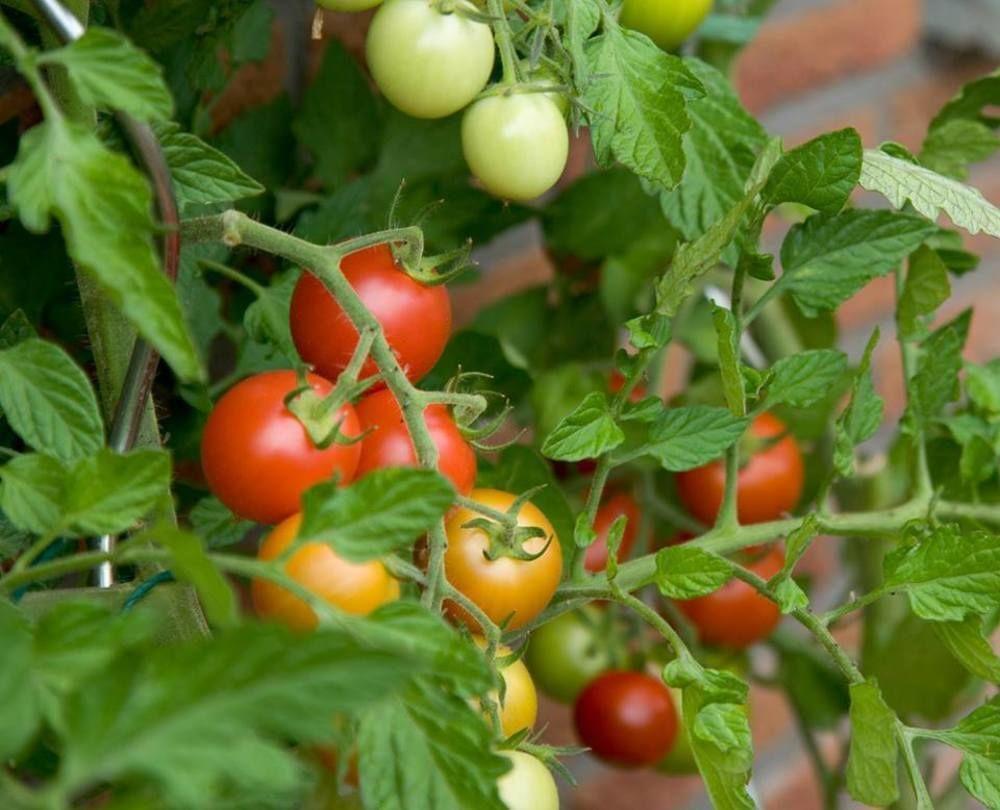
675,412,804,526
476,640,539,738
497,751,559,810
584,491,640,572
462,92,570,202
677,546,785,648
355,388,476,494
366,0,495,119
620,0,714,50
290,244,451,386
573,670,678,768
444,489,563,631
201,371,361,525
524,607,612,703
252,513,399,631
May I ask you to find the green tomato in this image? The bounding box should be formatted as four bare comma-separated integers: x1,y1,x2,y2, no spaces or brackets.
657,687,697,774
316,0,383,10
497,751,559,810
365,0,495,119
462,91,569,201
524,608,612,703
619,0,714,50
519,61,570,117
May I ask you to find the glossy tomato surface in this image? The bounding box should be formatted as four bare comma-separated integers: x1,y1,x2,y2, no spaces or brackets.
584,491,639,572
497,751,559,810
290,244,451,386
620,0,714,50
462,92,570,201
251,513,399,630
366,0,494,119
675,412,804,526
201,371,361,525
678,546,785,648
355,388,476,494
573,670,678,767
524,607,612,703
444,489,563,631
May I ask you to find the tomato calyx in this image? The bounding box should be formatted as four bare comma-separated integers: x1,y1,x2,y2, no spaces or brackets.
463,486,555,562
285,378,372,449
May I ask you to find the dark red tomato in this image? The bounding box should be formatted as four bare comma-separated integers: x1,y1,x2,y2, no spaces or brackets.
201,370,362,525
678,546,785,648
290,244,452,385
675,412,804,526
584,491,640,572
355,388,476,494
573,670,678,767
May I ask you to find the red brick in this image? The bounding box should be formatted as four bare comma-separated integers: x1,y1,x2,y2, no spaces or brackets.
450,245,553,327
749,685,795,750
537,695,577,748
736,0,922,114
211,23,288,133
781,104,882,150
572,768,703,810
837,275,897,332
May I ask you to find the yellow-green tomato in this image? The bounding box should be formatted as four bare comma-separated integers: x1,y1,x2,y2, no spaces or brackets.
316,0,383,11
620,0,714,50
497,751,559,810
524,608,612,704
365,0,495,119
462,92,569,201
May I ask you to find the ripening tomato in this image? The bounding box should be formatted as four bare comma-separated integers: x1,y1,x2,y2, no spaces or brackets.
366,0,495,119
497,751,559,810
573,671,678,767
462,92,570,202
290,244,451,386
444,489,563,631
620,0,714,50
317,0,382,9
355,388,476,494
675,413,804,526
475,640,539,737
201,371,361,525
678,546,785,648
524,607,612,703
252,513,399,631
584,491,640,572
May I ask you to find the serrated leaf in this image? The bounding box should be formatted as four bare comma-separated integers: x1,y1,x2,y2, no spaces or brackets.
583,27,702,190
847,680,900,806
40,28,172,121
834,329,883,476
909,309,971,426
243,269,298,362
934,616,1000,683
151,526,237,628
929,68,1000,132
772,578,809,613
0,453,68,534
0,339,103,462
860,148,1000,238
656,545,732,599
644,406,747,471
712,305,744,416
189,497,254,549
779,209,937,316
898,245,950,340
966,359,1000,415
920,119,999,180
883,525,1000,622
934,698,1000,809
0,600,36,760
762,128,862,215
299,468,455,562
540,392,624,462
6,122,202,381
692,703,753,768
155,122,263,212
766,349,848,409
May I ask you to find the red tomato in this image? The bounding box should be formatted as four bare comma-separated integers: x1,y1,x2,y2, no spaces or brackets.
201,370,361,525
290,244,452,385
675,412,804,526
609,370,647,403
584,491,639,572
355,388,476,494
678,546,785,648
573,671,678,767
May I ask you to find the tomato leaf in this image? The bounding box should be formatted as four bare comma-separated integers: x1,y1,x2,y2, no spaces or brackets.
933,616,1000,684
834,329,883,476
761,128,862,215
965,359,1000,416
0,600,37,761
0,310,36,349
189,497,254,550
897,245,951,340
299,468,455,562
764,349,848,409
692,703,752,768
540,392,625,462
846,680,900,807
932,698,1000,809
656,546,732,599
919,119,999,181
643,406,747,471
908,309,971,428
149,526,238,628
0,338,104,463
712,304,745,417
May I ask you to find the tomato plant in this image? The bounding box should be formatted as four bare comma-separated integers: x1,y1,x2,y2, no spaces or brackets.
524,607,613,703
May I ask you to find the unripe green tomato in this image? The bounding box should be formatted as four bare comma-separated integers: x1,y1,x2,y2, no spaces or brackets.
620,0,714,50
462,92,569,201
497,751,559,810
519,61,570,117
316,0,383,11
366,0,495,119
524,608,612,704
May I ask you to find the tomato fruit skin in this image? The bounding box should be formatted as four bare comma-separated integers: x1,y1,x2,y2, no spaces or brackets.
366,0,495,119
355,388,476,494
675,412,804,526
678,546,785,648
290,244,451,386
620,0,714,50
444,489,563,631
252,513,400,630
479,642,538,737
524,607,611,703
316,0,382,10
584,491,639,572
497,751,559,810
462,93,570,202
573,671,678,767
201,371,361,525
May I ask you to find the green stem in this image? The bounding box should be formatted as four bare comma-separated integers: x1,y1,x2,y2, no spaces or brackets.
572,456,611,579
486,0,519,85
820,588,885,627
9,530,60,573
895,268,932,499
898,725,934,809
612,587,692,665
716,262,747,531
